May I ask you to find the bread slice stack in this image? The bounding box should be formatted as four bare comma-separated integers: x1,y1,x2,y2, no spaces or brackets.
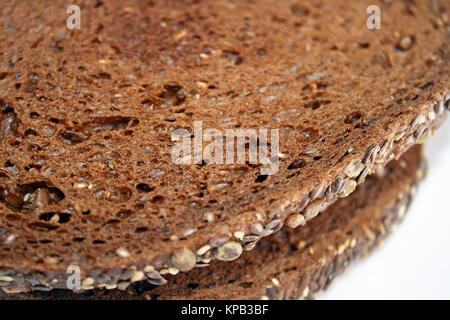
1,146,426,299
0,0,448,299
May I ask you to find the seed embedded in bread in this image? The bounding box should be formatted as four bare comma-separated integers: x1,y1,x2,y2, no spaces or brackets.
338,180,357,198
214,242,243,261
171,248,196,272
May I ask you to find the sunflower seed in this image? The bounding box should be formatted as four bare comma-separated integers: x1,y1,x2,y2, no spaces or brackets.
304,204,321,220
0,276,13,282
82,277,94,287
171,247,196,272
146,271,167,286
338,179,357,198
233,231,245,240
394,131,405,141
250,223,264,235
241,235,260,243
214,241,243,261
344,159,364,178
196,244,211,256
266,219,282,232
130,271,145,282
286,213,305,228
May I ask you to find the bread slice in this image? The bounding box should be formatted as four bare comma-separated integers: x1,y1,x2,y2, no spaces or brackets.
0,145,425,299
0,0,448,292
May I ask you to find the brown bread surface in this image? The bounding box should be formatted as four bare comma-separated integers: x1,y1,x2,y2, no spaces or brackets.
1,146,424,299
0,0,448,291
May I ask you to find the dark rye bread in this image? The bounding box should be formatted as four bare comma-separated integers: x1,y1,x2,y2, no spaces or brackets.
0,146,425,299
0,0,448,292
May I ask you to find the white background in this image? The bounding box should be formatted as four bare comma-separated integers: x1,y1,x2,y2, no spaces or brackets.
318,118,450,300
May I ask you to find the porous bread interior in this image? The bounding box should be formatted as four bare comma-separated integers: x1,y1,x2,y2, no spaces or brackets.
0,0,448,277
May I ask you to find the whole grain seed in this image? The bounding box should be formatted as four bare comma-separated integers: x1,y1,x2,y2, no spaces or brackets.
117,281,130,291
144,265,155,273
205,212,215,223
0,276,13,282
196,81,208,89
304,205,321,220
338,180,357,198
183,229,196,237
115,247,130,258
362,225,375,241
199,257,211,263
333,177,344,193
357,167,370,184
174,29,187,41
214,241,243,261
363,143,377,164
379,224,386,235
4,234,15,244
119,268,136,280
35,188,49,209
195,263,210,267
244,242,257,251
416,129,430,144
344,159,364,178
302,286,309,298
398,204,407,219
413,114,426,127
146,271,167,286
210,237,227,248
310,184,325,200
428,111,436,121
272,278,280,287
434,100,444,114
241,235,260,243
82,277,94,287
306,148,318,155
396,36,413,51
196,244,211,256
370,145,380,163
159,269,169,275
380,140,390,157
294,196,309,212
286,213,305,228
233,231,245,240
337,244,346,255
105,284,117,290
266,219,283,232
250,223,264,235
130,271,144,282
0,269,13,277
23,193,31,202
168,267,179,275
394,131,405,141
